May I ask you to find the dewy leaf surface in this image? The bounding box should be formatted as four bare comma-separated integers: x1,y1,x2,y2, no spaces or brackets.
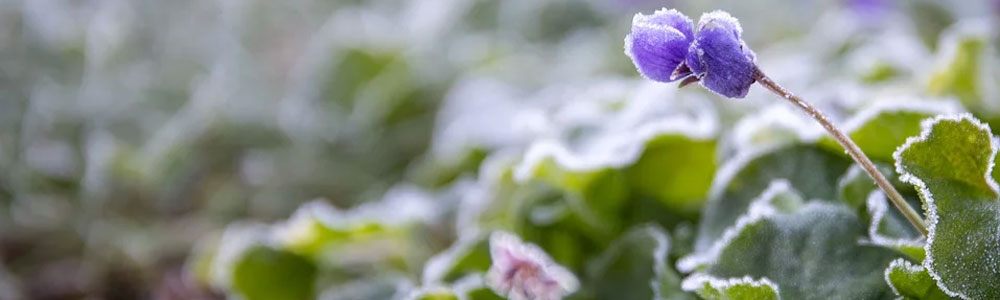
686,202,898,299
695,145,851,251
884,258,954,300
894,114,1000,299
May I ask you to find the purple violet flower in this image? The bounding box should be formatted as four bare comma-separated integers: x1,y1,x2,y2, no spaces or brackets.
625,9,757,98
624,8,695,82
685,11,757,98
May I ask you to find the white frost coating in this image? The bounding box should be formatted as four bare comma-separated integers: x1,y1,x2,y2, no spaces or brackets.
624,8,693,81
884,258,925,297
486,231,579,300
863,191,922,250
677,179,794,272
210,222,274,289
422,232,487,285
432,77,531,158
512,76,717,182
891,113,999,300
730,104,823,151
680,273,779,296
697,10,743,34
514,113,716,182
273,184,438,249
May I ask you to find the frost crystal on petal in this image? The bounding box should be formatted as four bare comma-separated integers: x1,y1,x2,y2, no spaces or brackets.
486,231,578,300
685,10,757,98
625,8,695,82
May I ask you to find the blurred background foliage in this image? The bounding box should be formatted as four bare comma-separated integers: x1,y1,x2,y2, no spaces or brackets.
0,0,998,299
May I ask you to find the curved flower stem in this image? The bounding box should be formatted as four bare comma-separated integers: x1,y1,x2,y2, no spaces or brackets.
752,66,929,236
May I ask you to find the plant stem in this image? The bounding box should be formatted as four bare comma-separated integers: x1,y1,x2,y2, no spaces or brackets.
752,66,928,236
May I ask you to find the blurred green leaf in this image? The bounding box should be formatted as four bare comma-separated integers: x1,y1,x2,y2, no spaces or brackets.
232,246,317,300
624,135,717,216
586,225,692,300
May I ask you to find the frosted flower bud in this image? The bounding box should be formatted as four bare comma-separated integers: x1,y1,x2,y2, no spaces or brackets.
685,11,757,98
485,231,578,300
624,8,696,82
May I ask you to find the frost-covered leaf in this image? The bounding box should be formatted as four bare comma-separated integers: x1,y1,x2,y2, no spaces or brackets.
680,274,779,300
232,246,317,300
835,164,924,261
486,231,579,300
682,200,898,299
819,99,961,162
894,114,1000,299
884,259,954,300
694,145,851,251
519,130,716,221
423,233,492,284
864,191,925,261
586,225,692,300
273,186,437,272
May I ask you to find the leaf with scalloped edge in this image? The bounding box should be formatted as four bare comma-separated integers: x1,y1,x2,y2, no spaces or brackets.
587,225,693,300
681,274,779,300
884,258,954,300
864,191,925,262
894,114,1000,299
835,164,925,261
694,145,851,251
681,193,898,299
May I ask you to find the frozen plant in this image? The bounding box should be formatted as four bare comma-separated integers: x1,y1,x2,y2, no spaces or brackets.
625,8,928,236
485,231,579,300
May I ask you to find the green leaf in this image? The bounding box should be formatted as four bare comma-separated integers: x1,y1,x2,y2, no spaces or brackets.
586,225,693,300
695,145,851,251
865,191,925,262
232,246,317,300
273,196,432,274
681,274,779,300
819,100,959,162
894,114,1000,299
682,200,898,299
927,24,992,114
836,165,925,261
884,258,954,300
623,135,717,216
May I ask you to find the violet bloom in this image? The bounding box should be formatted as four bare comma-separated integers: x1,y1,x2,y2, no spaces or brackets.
485,231,578,300
685,11,757,98
625,9,757,98
624,8,695,82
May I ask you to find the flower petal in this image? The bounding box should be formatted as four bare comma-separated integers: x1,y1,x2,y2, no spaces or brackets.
686,11,757,98
625,9,695,82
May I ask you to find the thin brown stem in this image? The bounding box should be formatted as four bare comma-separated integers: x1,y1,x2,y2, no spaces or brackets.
753,66,928,236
